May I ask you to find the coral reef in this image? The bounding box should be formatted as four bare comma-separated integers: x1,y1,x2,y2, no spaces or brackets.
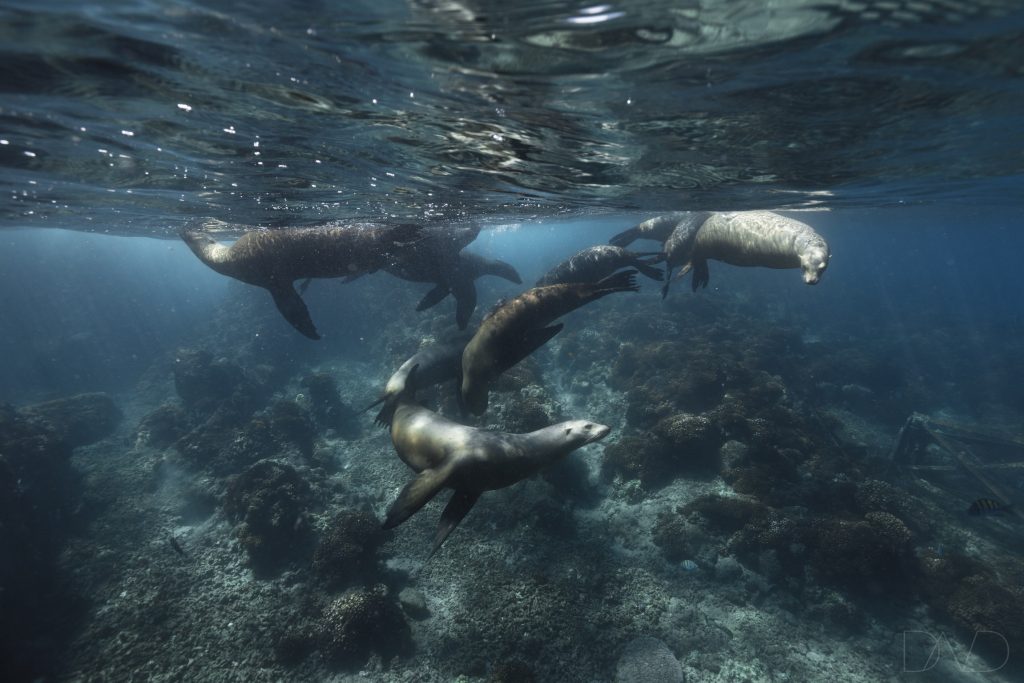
315,587,412,668
22,392,122,447
312,509,387,590
135,403,188,448
0,404,88,681
224,459,313,574
300,372,361,439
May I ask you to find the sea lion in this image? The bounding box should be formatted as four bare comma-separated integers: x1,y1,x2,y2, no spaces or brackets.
401,251,522,329
383,367,611,557
460,270,639,415
608,211,710,248
181,222,422,339
536,245,665,286
383,226,522,329
365,331,474,426
662,210,831,296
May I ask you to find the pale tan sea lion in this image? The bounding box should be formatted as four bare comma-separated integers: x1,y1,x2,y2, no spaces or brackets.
181,222,422,339
460,270,639,415
383,367,610,557
662,210,831,296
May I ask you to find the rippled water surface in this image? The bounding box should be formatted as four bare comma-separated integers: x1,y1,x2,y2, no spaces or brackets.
2,0,1024,235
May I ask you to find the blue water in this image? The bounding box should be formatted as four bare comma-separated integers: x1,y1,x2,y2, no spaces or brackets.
2,2,1024,682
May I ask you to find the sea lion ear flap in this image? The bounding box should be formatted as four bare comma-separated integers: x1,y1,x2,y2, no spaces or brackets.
382,466,450,530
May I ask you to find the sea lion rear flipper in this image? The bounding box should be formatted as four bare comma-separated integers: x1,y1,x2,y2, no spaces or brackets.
428,490,481,559
634,260,664,281
268,284,320,340
608,227,638,248
383,466,451,529
661,263,673,299
691,259,710,291
595,269,639,294
483,258,522,285
451,276,477,330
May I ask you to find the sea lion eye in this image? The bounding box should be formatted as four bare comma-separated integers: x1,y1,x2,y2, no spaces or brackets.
564,427,572,435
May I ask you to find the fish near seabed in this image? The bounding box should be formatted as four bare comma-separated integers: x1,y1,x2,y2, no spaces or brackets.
460,270,639,415
967,498,1012,516
180,222,423,339
383,366,611,557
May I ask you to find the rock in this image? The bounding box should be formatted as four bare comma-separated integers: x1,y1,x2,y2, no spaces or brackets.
398,587,429,619
316,588,412,667
312,510,387,589
22,392,121,447
614,636,684,683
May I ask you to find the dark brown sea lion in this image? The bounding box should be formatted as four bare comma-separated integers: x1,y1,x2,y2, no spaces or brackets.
365,331,473,426
460,270,639,415
382,226,522,329
662,210,831,296
181,223,422,339
536,245,664,286
402,251,522,329
608,211,710,248
383,367,610,557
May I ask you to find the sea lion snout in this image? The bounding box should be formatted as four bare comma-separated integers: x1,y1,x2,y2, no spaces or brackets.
800,245,831,285
562,420,611,445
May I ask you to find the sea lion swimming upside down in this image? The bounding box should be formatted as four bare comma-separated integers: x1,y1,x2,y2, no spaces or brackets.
383,367,611,557
460,270,639,415
181,222,422,339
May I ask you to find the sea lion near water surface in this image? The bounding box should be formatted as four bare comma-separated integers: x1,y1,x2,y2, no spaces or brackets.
460,270,639,415
364,331,474,426
181,222,423,339
536,245,665,286
382,366,611,557
661,210,831,297
608,211,711,248
392,251,522,329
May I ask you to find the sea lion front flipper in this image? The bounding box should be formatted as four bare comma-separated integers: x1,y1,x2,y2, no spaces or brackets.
428,490,481,559
661,263,674,299
451,276,477,330
383,466,451,529
691,258,710,291
416,284,451,311
268,283,320,340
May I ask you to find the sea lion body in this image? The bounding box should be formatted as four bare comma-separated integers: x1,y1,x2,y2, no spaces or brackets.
385,393,610,555
608,211,708,248
383,226,522,328
536,245,664,286
181,223,421,339
684,211,831,290
461,270,638,415
369,332,473,425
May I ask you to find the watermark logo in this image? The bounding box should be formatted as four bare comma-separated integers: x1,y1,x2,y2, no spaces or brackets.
901,630,1009,673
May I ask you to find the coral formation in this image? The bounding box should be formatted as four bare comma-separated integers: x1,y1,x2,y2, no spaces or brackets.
315,587,412,667
22,392,122,447
301,372,361,439
224,459,312,574
312,509,387,590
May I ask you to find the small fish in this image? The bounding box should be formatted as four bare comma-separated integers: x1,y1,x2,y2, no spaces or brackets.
169,535,187,556
967,498,1012,516
681,559,699,572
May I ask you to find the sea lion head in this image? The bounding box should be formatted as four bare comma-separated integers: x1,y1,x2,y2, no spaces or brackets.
557,420,611,447
799,241,831,285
